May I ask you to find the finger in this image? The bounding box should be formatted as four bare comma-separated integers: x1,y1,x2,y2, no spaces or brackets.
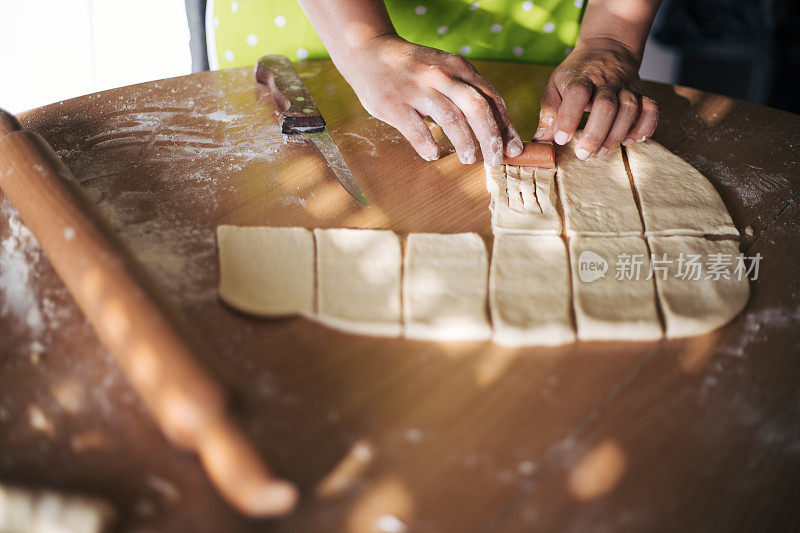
554,76,593,146
415,92,478,164
435,78,504,166
534,81,561,142
624,95,659,145
574,86,618,159
598,89,639,156
386,107,440,161
456,70,523,157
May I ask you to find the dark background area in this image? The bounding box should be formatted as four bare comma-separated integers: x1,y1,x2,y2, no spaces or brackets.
655,0,800,113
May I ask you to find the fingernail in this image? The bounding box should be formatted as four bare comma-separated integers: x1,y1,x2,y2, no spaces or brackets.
622,138,634,146
596,147,609,157
459,150,476,165
489,152,502,166
533,127,545,140
506,138,523,157
638,135,647,142
575,147,590,160
554,130,570,145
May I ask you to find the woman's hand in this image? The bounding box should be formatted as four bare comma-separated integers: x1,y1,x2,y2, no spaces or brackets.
335,34,523,165
534,37,659,159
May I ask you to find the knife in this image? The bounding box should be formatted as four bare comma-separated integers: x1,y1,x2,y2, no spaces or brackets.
255,55,369,206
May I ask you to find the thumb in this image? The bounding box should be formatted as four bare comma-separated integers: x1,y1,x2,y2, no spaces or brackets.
533,82,561,142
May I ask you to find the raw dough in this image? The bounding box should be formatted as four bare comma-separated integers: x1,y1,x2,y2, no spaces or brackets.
626,140,738,237
484,164,561,234
648,236,749,338
0,483,115,533
489,234,575,346
557,141,643,236
217,225,314,317
314,228,402,337
403,233,491,341
569,236,662,341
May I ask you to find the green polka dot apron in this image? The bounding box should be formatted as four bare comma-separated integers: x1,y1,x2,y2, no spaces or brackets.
207,0,586,69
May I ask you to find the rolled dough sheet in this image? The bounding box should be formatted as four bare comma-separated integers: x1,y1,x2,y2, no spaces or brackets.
314,228,402,337
403,232,491,341
484,164,561,234
648,236,749,338
557,141,643,236
569,236,662,341
490,234,575,346
626,140,738,237
217,225,314,317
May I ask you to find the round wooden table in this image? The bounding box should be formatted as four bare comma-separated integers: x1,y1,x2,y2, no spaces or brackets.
1,61,799,532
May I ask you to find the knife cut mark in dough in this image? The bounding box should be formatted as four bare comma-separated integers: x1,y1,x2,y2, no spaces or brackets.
217,225,314,317
627,140,739,237
403,233,491,341
648,236,749,338
490,234,575,346
314,228,402,337
569,236,662,341
485,164,561,234
557,141,643,236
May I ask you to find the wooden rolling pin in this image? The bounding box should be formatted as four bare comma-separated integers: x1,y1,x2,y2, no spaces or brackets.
0,108,297,517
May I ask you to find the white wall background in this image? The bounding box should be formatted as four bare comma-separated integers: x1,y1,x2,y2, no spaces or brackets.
0,0,192,113
0,1,677,115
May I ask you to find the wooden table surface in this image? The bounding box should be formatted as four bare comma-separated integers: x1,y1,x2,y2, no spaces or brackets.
1,61,799,532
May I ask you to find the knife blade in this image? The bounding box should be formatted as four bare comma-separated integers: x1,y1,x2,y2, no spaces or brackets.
255,55,369,206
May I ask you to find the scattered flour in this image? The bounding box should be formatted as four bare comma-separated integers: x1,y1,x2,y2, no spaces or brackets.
0,201,44,337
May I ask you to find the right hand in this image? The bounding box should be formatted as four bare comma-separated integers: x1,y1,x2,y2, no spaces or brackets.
333,34,523,165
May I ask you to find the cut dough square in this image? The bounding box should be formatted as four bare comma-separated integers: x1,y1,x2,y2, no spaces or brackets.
490,234,575,346
626,140,738,237
557,142,643,236
314,228,402,337
403,233,491,341
569,236,662,341
648,236,749,338
217,225,314,317
484,164,561,234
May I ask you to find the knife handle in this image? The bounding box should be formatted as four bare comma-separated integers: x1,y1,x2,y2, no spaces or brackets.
255,55,325,134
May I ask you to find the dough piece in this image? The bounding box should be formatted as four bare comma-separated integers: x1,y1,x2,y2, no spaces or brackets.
627,140,738,237
217,225,314,317
569,236,662,341
557,141,643,236
648,236,749,338
489,234,575,346
314,228,402,337
403,233,491,341
484,164,561,234
0,483,115,533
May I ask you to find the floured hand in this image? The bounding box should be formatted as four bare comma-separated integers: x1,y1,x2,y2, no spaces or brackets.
336,34,523,165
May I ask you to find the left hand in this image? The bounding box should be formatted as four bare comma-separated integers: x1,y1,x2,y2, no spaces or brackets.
533,37,659,159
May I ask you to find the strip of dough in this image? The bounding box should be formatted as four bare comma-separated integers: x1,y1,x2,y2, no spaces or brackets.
314,228,401,337
0,483,115,533
403,233,491,341
490,234,575,346
648,236,749,338
484,164,561,234
569,236,662,341
557,141,643,236
217,225,314,316
627,140,738,237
